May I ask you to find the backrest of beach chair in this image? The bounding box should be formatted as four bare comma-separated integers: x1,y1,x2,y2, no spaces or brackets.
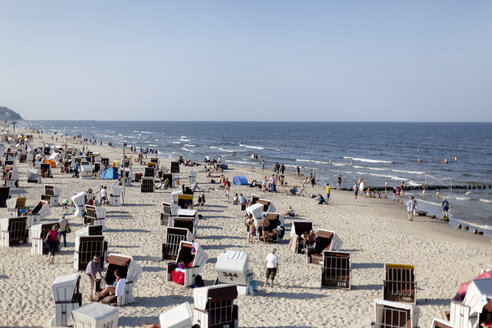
163,227,190,260
170,161,179,173
141,177,154,192
257,199,270,212
384,264,417,304
172,217,194,235
450,301,470,328
85,205,97,219
314,230,334,253
194,285,238,326
144,167,155,177
266,214,280,230
162,202,171,215
251,194,260,204
374,299,415,328
8,217,28,245
76,236,105,271
292,221,313,237
45,185,55,196
16,197,26,209
105,254,131,285
321,251,351,290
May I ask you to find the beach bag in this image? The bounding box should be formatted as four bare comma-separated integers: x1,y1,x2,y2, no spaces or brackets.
66,223,71,233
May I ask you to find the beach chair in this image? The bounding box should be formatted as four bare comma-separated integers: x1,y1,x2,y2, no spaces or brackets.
216,250,255,295
372,299,420,328
169,208,198,235
84,205,107,231
31,222,60,255
50,272,82,327
193,284,239,328
321,251,351,290
42,184,61,207
40,163,52,178
27,168,41,183
246,203,264,230
460,278,492,328
306,229,343,265
7,197,26,217
171,187,194,209
0,186,9,207
5,166,19,188
76,224,103,237
249,194,261,206
160,173,174,188
161,202,172,225
19,153,27,163
162,227,194,261
141,177,155,192
74,235,107,271
71,302,119,328
288,221,313,253
79,161,93,178
383,264,417,305
109,185,122,206
431,318,455,328
171,161,180,173
262,213,284,243
0,216,28,247
159,302,193,328
167,241,209,287
104,253,142,306
28,200,51,227
71,192,86,216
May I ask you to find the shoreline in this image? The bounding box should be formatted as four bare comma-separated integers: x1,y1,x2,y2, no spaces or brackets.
0,129,490,327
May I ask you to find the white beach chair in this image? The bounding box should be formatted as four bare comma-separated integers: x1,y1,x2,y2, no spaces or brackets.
383,263,417,305
74,235,107,271
216,250,255,295
31,222,60,255
71,192,86,217
167,241,209,287
27,168,41,183
50,272,82,327
71,302,119,328
306,229,343,265
109,185,122,206
321,250,351,290
104,253,142,306
162,227,194,261
0,217,28,247
193,284,239,328
372,299,420,328
84,205,107,231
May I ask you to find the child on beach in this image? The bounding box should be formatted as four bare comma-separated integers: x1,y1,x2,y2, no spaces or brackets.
353,183,359,201
247,218,256,243
325,183,331,203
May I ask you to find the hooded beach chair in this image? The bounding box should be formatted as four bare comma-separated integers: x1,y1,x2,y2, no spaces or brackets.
7,197,26,217
71,302,119,328
27,168,41,183
216,250,255,295
171,187,194,209
257,198,276,212
161,202,172,225
40,163,52,178
144,166,155,177
141,177,155,192
75,224,103,237
383,263,417,305
288,221,313,253
159,302,193,328
84,205,107,231
169,208,199,237
188,170,197,185
74,235,107,271
103,253,142,306
71,192,86,216
321,250,351,290
109,185,122,206
162,227,194,261
41,184,61,207
193,284,239,328
246,203,264,230
79,161,93,178
455,278,492,328
171,161,180,173
167,241,209,287
372,299,420,328
27,200,51,228
31,222,61,255
306,229,343,265
50,272,82,327
0,216,28,247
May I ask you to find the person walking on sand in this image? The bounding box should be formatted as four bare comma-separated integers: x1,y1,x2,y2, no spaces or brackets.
406,196,417,221
45,224,60,264
337,175,342,190
442,198,450,217
57,216,68,247
264,248,279,288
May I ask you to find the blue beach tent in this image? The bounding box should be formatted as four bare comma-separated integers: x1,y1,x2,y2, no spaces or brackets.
100,168,118,179
233,175,248,185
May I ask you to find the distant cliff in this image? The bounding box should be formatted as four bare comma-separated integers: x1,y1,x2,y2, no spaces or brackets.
0,106,23,120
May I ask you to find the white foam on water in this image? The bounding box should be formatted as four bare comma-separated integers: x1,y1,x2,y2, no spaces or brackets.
181,147,194,153
343,156,394,164
296,158,330,165
173,141,181,144
455,197,471,201
479,198,492,203
219,148,235,153
209,146,218,149
184,144,196,147
392,169,426,175
239,143,265,150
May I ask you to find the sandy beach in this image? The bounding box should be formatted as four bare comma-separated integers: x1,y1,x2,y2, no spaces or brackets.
0,130,490,328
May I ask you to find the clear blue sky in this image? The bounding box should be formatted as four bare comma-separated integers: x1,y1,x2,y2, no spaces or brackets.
1,1,491,121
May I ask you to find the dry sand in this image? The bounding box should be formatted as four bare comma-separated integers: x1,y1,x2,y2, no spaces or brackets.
0,131,490,328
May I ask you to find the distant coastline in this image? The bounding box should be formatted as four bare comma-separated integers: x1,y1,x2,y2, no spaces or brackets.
0,106,23,120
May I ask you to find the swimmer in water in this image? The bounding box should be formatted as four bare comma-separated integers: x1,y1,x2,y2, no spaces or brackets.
443,158,448,164
417,157,421,164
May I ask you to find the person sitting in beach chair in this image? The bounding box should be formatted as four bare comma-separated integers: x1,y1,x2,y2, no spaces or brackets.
94,269,125,303
300,230,316,250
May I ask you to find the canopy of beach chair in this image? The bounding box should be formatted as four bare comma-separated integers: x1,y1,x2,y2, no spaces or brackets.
457,271,492,300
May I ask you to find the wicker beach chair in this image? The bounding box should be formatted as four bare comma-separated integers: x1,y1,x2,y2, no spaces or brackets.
383,263,417,305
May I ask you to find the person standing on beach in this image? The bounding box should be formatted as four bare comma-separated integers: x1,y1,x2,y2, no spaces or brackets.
406,196,417,221
224,178,230,199
45,224,60,264
337,175,342,190
400,181,406,203
264,248,279,288
86,255,104,299
353,183,359,202
57,216,67,247
326,183,331,203
442,198,450,217
359,179,365,196
296,165,300,176
261,160,265,171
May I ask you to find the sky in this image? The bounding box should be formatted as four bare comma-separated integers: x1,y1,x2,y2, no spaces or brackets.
0,1,491,122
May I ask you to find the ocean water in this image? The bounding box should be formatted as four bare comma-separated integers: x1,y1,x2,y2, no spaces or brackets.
22,121,492,236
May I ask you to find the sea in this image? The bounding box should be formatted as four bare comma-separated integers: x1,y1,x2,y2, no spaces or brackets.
19,121,492,237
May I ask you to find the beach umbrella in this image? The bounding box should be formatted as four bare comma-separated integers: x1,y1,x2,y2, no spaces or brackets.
456,271,492,300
